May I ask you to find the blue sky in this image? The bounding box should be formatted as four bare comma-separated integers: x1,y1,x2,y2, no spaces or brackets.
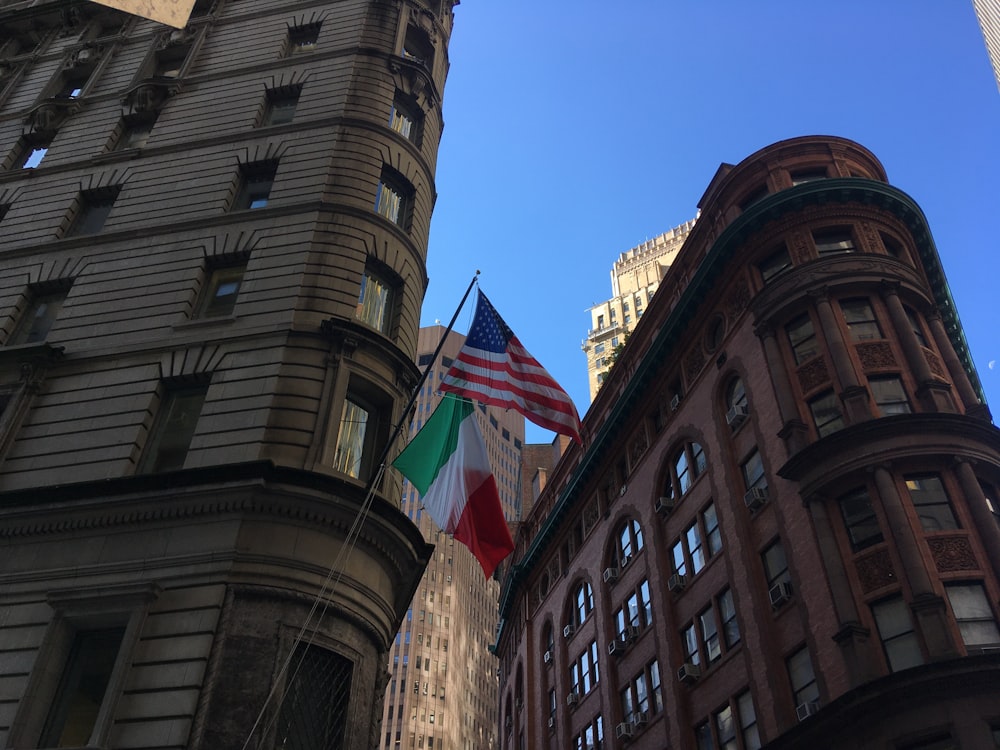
422,1,1000,443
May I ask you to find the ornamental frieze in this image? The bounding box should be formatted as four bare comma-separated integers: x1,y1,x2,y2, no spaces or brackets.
928,536,978,572
856,547,896,593
797,356,830,393
856,342,897,370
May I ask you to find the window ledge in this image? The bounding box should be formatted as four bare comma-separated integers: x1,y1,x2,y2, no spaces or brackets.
173,314,237,330
0,341,64,364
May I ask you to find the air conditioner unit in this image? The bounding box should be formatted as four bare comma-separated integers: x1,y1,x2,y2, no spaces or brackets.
744,487,768,512
769,581,793,608
602,567,619,584
607,639,625,657
677,662,701,684
633,711,649,728
566,690,579,707
726,404,749,428
654,496,675,516
614,722,633,740
547,716,555,730
670,394,681,412
623,625,641,642
667,573,687,593
563,624,575,639
796,700,820,721
543,649,552,665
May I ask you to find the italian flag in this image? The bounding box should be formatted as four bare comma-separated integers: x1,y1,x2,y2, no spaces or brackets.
392,395,515,578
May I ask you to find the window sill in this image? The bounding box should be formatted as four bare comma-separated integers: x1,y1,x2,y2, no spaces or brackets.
0,341,64,364
174,314,237,330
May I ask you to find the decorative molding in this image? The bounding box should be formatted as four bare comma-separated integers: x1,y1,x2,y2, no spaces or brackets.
856,342,896,370
797,356,830,393
855,547,896,593
928,536,978,572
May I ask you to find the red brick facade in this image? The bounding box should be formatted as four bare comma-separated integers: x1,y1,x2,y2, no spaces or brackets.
495,136,1000,750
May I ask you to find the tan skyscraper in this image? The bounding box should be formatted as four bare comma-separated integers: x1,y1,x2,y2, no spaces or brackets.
380,325,524,750
974,0,1000,90
582,219,696,400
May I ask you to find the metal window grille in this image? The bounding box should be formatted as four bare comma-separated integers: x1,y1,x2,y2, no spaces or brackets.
276,643,353,750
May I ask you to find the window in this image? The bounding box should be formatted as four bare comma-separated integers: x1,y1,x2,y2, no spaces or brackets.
905,307,928,347
904,474,958,531
139,383,208,473
233,161,277,210
375,166,412,228
615,518,644,564
682,623,700,666
786,647,819,710
53,68,90,99
687,521,706,575
570,581,594,626
569,640,599,695
153,43,191,78
758,245,791,283
197,263,245,318
790,168,828,185
389,93,422,145
613,579,653,636
67,186,120,236
786,313,818,364
714,704,736,750
571,715,603,750
872,596,923,672
672,539,687,577
333,385,388,481
881,232,905,260
8,283,70,345
761,540,791,589
356,266,395,334
699,604,721,664
14,137,51,169
741,449,766,493
116,113,157,150
703,503,722,556
870,376,911,415
695,722,713,750
839,486,883,550
402,24,434,67
808,390,843,438
287,22,321,55
813,228,855,255
277,642,352,750
665,441,707,499
620,660,662,723
725,377,747,414
737,691,760,750
262,85,301,127
841,298,882,341
718,589,740,649
39,627,126,747
946,584,1000,647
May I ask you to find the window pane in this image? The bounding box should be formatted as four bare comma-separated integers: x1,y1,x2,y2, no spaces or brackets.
277,642,352,750
839,487,883,550
334,398,369,478
841,299,882,341
357,271,393,333
142,386,208,472
870,376,911,415
759,246,791,283
905,475,958,531
762,541,790,587
704,503,722,555
947,584,1000,646
873,597,923,672
687,522,705,574
786,314,818,364
9,289,68,345
809,390,844,438
199,266,245,317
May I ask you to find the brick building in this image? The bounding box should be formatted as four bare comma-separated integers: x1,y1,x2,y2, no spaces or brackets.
0,0,458,747
495,136,1000,750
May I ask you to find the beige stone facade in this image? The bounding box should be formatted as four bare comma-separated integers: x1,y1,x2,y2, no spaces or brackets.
0,0,458,747
379,325,524,750
974,0,1000,91
582,219,695,401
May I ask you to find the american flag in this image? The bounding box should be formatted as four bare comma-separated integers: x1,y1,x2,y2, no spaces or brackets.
441,290,583,444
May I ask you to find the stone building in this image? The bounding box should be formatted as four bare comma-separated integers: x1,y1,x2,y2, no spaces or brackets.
974,0,1000,90
0,0,458,747
379,325,525,750
495,136,1000,750
582,220,695,401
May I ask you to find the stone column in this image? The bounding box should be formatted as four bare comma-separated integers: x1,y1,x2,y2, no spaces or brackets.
953,457,1000,580
872,465,959,660
807,499,878,686
755,322,808,454
811,289,871,423
925,311,984,417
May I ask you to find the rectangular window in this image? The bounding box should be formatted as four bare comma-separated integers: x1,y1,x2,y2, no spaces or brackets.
870,375,911,415
737,691,761,750
905,307,928,347
262,85,301,127
762,540,791,588
839,486,883,550
233,161,277,211
67,186,120,236
904,474,958,531
40,627,126,747
140,384,208,473
703,502,722,555
699,605,721,664
872,596,923,672
741,449,767,492
287,23,321,55
813,228,855,255
946,584,1000,647
197,264,245,318
8,283,70,345
719,588,740,648
116,114,157,150
15,135,52,169
841,298,882,341
671,539,687,577
687,521,706,574
787,647,819,709
333,385,386,481
714,704,736,750
786,313,818,364
682,623,700,666
356,268,395,334
277,642,352,750
758,245,792,283
389,93,422,145
375,168,411,227
809,390,844,438
695,721,714,750
790,168,828,185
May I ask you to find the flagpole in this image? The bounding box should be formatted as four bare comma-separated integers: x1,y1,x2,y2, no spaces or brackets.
364,271,480,498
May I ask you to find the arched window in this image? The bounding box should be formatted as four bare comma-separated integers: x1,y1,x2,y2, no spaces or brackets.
571,581,594,626
617,518,644,565
666,442,707,499
726,377,747,412
543,622,555,655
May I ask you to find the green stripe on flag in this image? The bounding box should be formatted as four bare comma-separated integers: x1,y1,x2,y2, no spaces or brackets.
392,394,474,494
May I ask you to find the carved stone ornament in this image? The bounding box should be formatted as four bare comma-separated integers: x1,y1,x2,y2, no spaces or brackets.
26,102,74,136
158,26,195,49
925,349,945,378
122,83,170,115
856,342,897,370
855,547,896,593
725,279,751,318
684,346,705,384
797,356,830,393
67,44,104,69
928,536,978,572
790,230,812,264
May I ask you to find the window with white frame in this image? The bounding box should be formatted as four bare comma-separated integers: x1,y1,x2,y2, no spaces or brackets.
613,579,652,637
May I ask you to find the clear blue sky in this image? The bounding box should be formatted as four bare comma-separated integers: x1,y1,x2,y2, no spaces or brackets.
421,1,1000,444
